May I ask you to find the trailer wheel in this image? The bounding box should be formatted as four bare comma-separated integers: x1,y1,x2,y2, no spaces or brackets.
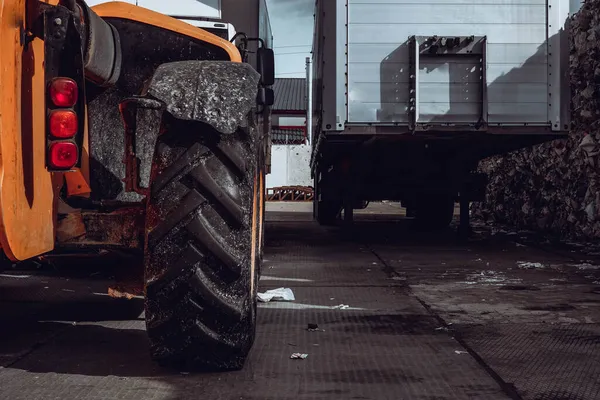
313,168,342,225
144,116,259,371
413,195,455,231
316,201,342,225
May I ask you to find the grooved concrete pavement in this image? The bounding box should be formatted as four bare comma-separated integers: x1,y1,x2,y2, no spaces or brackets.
0,202,597,399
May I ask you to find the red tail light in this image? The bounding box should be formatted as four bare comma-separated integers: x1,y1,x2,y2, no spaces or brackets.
49,142,78,169
50,78,78,107
49,110,78,138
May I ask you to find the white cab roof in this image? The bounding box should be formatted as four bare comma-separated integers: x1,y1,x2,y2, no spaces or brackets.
85,0,222,19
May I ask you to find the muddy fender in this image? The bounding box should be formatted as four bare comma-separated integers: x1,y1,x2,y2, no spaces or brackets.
146,61,260,133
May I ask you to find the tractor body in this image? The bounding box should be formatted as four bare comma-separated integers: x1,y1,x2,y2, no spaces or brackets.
0,0,274,370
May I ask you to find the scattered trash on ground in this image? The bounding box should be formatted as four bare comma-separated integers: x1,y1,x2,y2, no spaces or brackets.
464,270,522,285
569,262,600,270
332,304,350,310
257,288,295,303
454,350,468,355
290,353,308,360
517,261,546,270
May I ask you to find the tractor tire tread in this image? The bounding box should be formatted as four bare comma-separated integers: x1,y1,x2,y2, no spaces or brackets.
145,120,257,371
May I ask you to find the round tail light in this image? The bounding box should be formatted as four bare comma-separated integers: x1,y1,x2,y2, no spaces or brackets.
49,110,78,138
50,78,78,107
49,142,78,169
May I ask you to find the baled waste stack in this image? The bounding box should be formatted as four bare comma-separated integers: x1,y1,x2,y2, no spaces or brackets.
472,0,600,240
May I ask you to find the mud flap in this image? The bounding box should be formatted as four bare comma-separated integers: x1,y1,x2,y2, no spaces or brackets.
117,61,260,198
146,61,260,134
119,97,165,193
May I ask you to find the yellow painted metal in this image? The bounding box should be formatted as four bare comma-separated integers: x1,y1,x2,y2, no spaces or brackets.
92,1,242,63
0,0,240,261
0,0,60,261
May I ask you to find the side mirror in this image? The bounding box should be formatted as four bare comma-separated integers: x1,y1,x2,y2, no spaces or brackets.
257,47,275,86
257,87,274,107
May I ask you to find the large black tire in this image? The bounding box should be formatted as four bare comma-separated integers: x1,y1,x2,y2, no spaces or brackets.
144,115,260,371
413,194,455,231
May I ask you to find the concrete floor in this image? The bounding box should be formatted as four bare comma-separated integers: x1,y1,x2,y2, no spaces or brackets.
0,202,599,399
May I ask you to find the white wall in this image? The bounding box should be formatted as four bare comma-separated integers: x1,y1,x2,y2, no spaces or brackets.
267,114,313,188
267,145,312,188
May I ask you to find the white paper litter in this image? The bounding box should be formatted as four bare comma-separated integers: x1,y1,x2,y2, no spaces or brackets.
257,288,295,303
332,304,350,310
290,353,308,359
517,261,546,270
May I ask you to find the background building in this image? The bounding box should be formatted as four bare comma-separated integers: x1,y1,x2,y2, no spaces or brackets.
267,78,312,189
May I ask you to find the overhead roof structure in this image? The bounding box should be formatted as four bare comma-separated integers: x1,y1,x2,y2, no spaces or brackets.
273,78,306,112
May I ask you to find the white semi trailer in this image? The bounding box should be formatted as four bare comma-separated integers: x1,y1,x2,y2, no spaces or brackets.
310,0,573,233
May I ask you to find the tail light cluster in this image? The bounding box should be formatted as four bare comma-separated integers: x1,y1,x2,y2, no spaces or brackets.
46,78,80,170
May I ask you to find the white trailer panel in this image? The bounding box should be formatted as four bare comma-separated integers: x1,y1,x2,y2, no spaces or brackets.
313,0,572,133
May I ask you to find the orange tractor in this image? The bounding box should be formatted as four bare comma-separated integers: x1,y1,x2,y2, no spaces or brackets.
0,0,274,370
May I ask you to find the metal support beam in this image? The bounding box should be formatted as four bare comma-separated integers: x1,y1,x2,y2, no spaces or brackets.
458,197,472,238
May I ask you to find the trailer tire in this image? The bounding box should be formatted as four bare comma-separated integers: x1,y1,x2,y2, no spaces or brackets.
313,168,342,226
413,195,455,231
144,116,259,371
316,201,342,226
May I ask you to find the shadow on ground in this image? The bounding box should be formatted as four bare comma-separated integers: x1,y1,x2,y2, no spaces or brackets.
0,207,598,399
